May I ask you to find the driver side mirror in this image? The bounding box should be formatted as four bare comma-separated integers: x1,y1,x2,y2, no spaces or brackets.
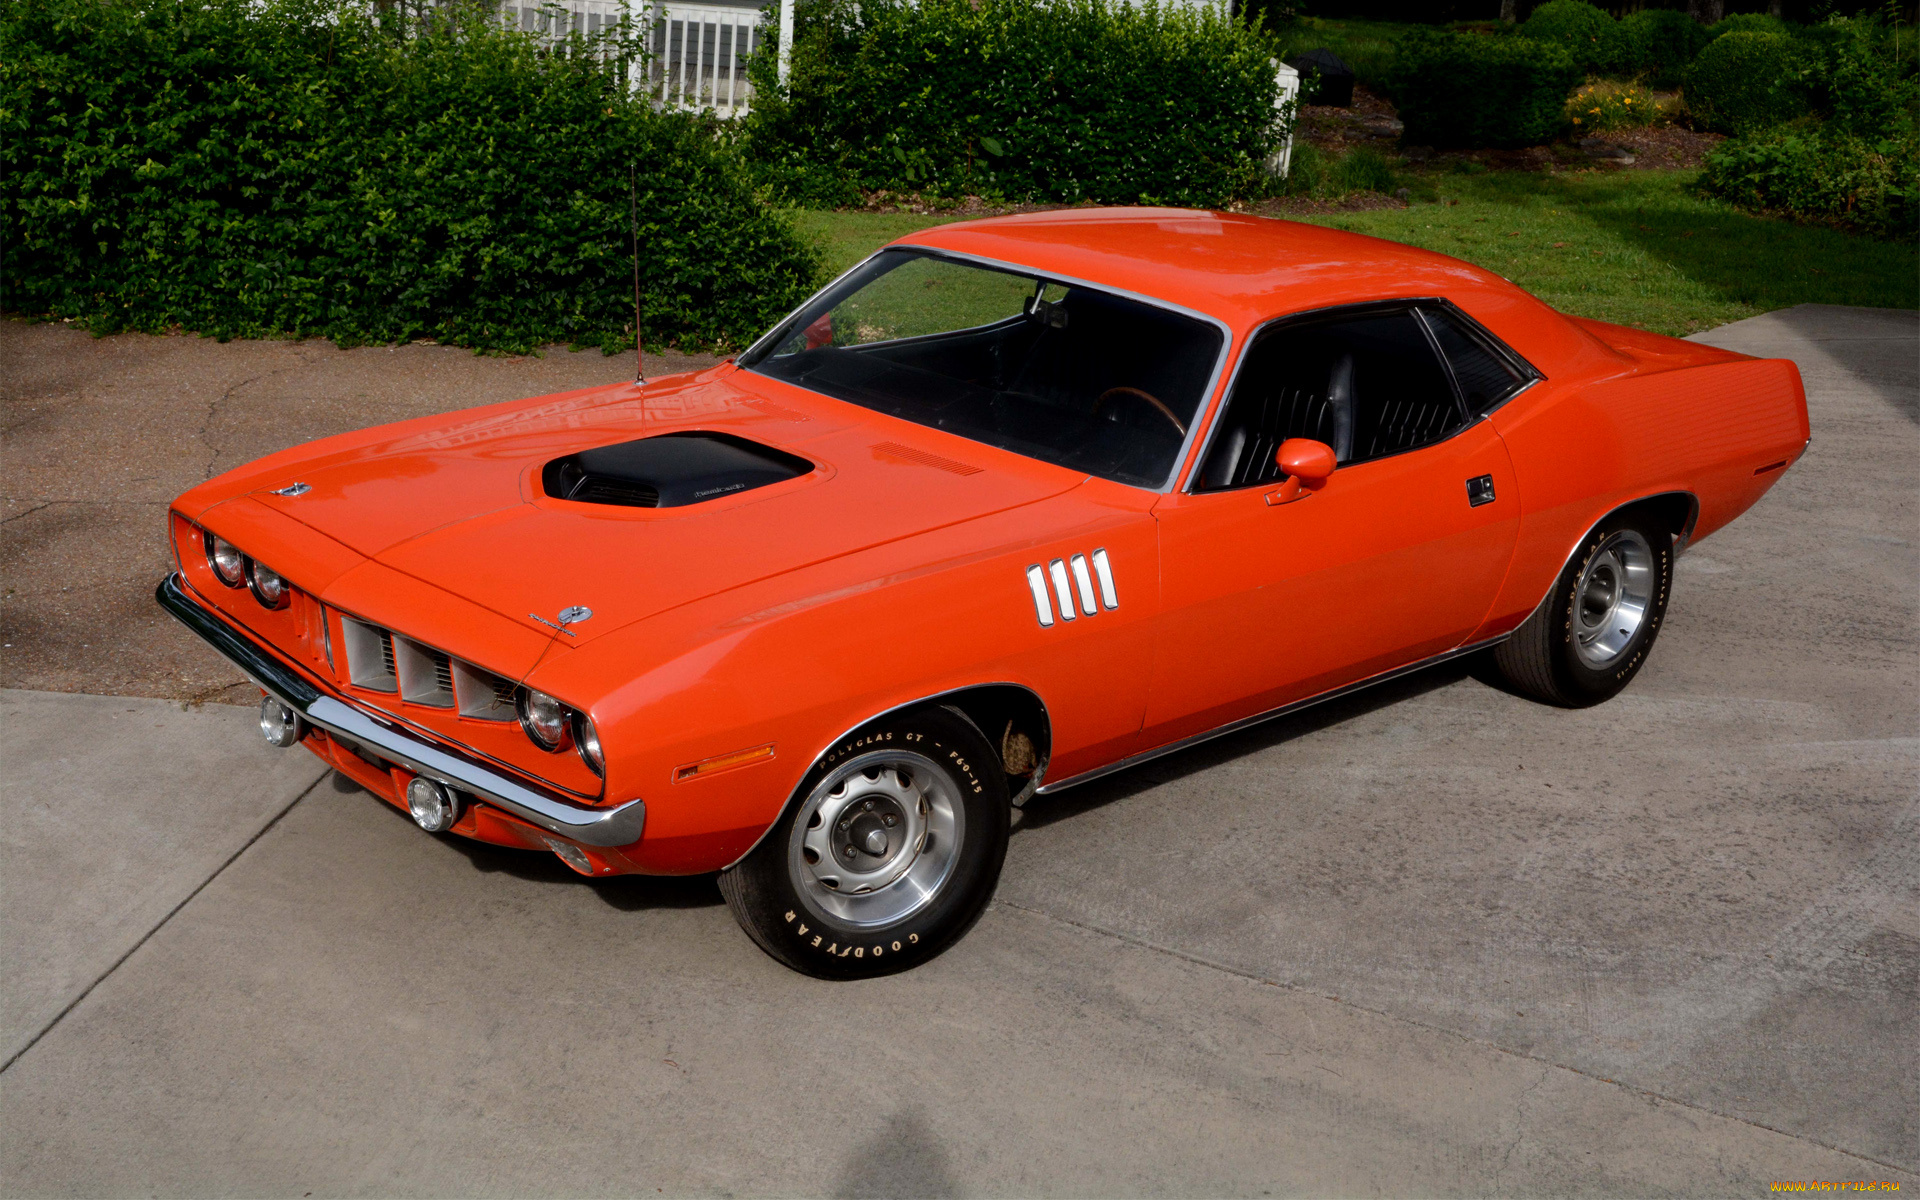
1266,438,1336,507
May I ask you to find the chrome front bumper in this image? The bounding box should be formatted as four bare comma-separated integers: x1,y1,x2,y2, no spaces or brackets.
156,574,646,847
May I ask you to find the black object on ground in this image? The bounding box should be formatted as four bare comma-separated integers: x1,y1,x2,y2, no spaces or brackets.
1288,48,1356,108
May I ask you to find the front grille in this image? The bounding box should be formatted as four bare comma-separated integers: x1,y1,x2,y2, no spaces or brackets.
339,614,516,721
395,637,456,708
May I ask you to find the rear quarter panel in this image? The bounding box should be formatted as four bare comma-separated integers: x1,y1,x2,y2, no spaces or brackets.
1481,354,1809,635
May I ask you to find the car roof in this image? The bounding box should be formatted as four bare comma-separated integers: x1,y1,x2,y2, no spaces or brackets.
894,207,1541,335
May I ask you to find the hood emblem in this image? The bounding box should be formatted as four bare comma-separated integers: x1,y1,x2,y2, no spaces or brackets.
530,606,593,637
272,482,311,497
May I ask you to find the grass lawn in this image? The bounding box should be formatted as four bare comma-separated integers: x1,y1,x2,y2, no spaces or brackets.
785,170,1918,337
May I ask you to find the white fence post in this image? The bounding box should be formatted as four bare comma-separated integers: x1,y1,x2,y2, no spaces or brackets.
776,0,794,85
1268,60,1300,178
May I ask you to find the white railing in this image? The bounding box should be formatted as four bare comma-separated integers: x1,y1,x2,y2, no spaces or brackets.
645,1,764,117
498,0,764,118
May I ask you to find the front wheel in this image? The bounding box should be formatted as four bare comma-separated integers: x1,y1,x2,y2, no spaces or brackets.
1493,511,1674,707
718,705,1009,978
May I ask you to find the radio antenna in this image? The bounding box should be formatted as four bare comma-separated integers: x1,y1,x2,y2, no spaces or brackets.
630,162,646,386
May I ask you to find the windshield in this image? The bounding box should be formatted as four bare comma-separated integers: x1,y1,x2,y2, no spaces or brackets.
739,249,1224,489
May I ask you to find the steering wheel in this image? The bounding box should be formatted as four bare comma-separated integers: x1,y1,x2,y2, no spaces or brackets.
1093,387,1187,438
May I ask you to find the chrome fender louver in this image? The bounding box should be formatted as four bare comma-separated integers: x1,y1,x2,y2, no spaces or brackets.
1025,549,1117,628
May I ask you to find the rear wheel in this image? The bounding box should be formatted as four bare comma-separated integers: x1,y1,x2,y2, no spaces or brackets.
718,705,1009,978
1493,511,1673,707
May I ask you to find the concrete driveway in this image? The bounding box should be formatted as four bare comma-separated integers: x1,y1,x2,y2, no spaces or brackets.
0,307,1913,1195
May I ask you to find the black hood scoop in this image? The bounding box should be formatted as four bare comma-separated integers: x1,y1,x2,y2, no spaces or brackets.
542,431,813,509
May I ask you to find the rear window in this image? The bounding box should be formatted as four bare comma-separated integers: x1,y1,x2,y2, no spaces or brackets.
740,249,1224,489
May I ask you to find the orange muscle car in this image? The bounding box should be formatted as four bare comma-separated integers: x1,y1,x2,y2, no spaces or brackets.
160,209,1809,977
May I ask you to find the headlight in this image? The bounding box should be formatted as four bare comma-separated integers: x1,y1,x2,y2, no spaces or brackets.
248,561,289,609
574,712,604,776
205,533,248,588
517,688,572,751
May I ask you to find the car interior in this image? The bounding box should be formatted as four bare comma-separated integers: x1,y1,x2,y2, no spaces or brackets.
1196,306,1525,492
753,278,1224,489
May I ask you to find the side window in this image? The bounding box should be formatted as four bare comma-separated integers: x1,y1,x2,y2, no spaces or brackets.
1421,307,1527,414
1196,309,1466,491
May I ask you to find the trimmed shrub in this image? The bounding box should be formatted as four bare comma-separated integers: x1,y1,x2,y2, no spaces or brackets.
1684,32,1813,134
1387,30,1581,149
739,0,1292,206
1700,125,1917,240
1616,8,1709,89
1518,0,1624,75
1568,80,1673,132
1707,13,1794,41
0,0,819,351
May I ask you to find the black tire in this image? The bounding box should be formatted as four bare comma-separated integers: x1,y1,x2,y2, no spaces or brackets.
1493,509,1674,707
718,705,1009,979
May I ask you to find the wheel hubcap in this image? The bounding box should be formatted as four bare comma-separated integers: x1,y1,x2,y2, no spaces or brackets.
1573,530,1655,668
791,750,963,928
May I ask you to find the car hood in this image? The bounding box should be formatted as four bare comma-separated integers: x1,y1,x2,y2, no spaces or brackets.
233,368,1085,646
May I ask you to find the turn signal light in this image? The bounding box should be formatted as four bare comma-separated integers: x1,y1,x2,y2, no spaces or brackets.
675,742,775,782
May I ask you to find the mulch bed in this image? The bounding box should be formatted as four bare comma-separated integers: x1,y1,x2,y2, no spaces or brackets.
1298,83,1725,173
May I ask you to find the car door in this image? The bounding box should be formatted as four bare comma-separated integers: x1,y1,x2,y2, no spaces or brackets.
1143,302,1529,746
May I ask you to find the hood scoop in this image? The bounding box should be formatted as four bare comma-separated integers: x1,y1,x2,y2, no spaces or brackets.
541,431,813,509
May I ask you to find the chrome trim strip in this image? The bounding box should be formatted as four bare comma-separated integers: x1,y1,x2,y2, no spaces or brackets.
1068,554,1097,616
1090,547,1119,610
741,243,1237,493
1035,634,1510,796
1025,564,1055,627
1047,559,1077,621
156,575,645,848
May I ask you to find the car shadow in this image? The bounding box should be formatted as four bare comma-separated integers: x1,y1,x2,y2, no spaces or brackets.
1015,654,1484,833
327,652,1493,899
328,772,724,910
444,834,725,911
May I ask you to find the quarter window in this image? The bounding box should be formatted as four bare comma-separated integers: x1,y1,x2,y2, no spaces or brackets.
1421,307,1527,414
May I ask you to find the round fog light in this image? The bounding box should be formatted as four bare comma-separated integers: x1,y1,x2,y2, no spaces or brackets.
405,775,460,833
259,697,303,747
406,777,461,833
545,838,594,875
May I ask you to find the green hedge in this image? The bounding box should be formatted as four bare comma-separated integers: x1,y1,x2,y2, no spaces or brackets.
1684,32,1813,135
1707,13,1794,41
1616,8,1708,89
1387,30,1580,149
1699,125,1917,240
738,0,1291,206
0,0,819,352
1518,0,1622,75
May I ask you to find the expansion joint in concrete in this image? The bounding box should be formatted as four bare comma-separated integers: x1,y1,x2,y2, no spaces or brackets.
989,897,1914,1176
0,771,328,1077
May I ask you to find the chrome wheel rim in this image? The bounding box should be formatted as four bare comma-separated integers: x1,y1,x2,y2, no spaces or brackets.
789,750,963,929
1573,529,1655,668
